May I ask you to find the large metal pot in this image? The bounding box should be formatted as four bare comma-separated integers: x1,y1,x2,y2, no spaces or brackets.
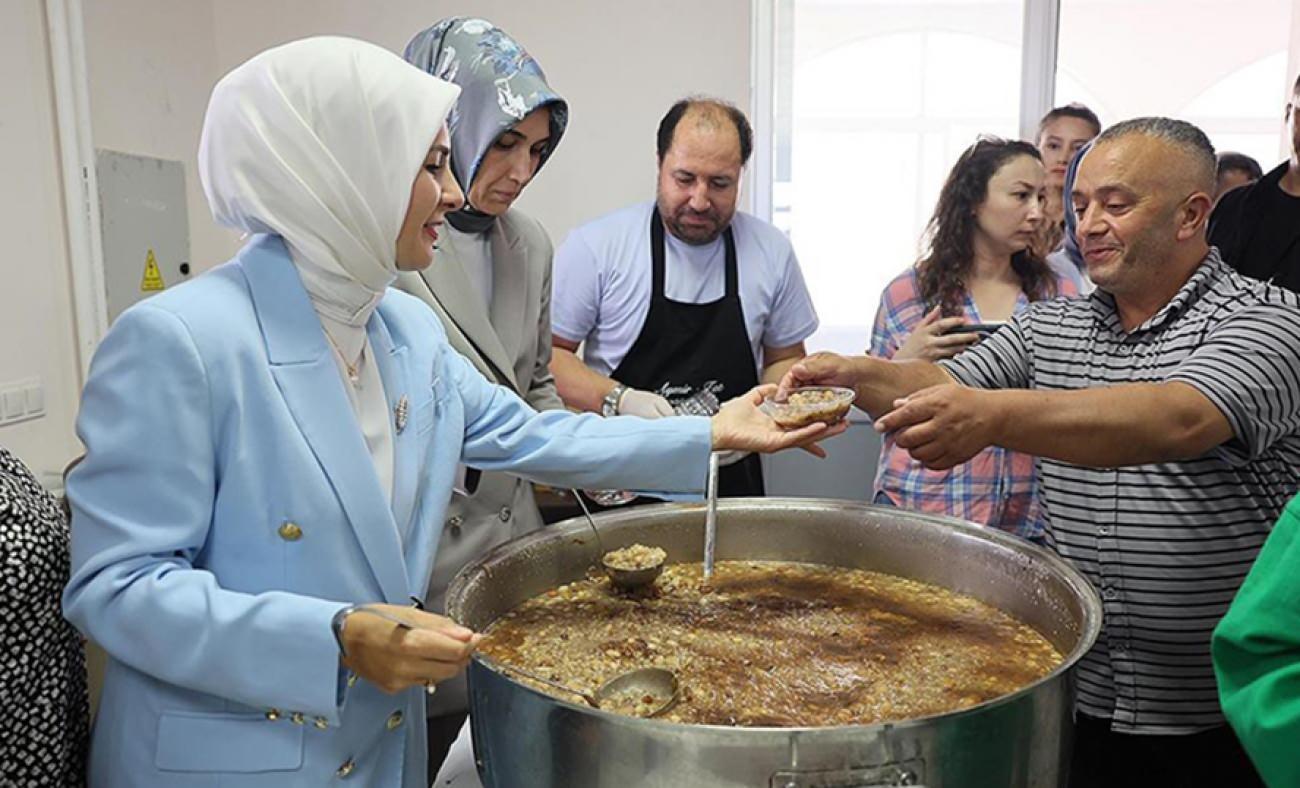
446,499,1101,788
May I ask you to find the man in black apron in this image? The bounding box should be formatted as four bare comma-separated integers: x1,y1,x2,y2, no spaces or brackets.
550,98,818,501
608,206,765,496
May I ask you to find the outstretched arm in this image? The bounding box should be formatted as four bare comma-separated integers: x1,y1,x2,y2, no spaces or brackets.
877,381,1233,469
779,352,956,418
879,302,1300,470
455,350,843,497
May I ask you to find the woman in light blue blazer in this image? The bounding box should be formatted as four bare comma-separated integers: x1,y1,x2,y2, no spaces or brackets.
62,37,838,788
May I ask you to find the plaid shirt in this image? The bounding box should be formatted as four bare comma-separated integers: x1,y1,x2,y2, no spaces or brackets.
869,267,1078,540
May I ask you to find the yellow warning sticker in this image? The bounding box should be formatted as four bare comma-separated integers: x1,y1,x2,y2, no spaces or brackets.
141,249,165,292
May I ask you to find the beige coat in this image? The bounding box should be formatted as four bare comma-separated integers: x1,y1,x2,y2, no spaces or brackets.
395,208,564,715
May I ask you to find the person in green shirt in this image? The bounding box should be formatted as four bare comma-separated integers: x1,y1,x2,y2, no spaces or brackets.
1213,493,1300,787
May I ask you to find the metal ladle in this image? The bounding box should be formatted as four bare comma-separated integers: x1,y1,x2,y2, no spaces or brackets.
486,659,679,717
354,607,680,716
702,452,720,582
572,489,666,591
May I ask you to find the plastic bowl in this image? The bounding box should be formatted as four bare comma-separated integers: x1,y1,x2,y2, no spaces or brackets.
760,386,856,428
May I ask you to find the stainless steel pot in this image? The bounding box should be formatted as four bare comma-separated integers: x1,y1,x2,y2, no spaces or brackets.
446,499,1102,788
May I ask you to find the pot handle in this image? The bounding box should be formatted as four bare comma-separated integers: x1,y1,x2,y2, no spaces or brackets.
769,760,925,788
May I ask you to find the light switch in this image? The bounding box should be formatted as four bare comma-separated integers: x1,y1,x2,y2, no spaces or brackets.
2,389,24,420
23,384,44,416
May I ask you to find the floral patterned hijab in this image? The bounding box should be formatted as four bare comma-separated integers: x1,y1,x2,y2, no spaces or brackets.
404,17,568,232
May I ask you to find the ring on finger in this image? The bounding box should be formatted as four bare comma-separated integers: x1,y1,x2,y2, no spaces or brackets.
424,681,437,696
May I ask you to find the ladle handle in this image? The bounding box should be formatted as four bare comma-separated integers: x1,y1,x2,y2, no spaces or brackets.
350,604,417,631
571,489,607,557
482,657,598,708
703,452,720,580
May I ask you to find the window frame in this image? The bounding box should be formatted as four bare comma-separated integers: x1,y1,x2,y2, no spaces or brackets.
748,0,1063,223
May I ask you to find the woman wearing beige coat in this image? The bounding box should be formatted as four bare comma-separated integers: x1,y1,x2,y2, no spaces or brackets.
396,17,571,774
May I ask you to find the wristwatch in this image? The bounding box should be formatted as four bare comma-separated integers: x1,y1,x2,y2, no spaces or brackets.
601,383,629,417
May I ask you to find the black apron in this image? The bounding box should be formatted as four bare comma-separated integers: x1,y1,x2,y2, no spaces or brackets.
610,207,765,497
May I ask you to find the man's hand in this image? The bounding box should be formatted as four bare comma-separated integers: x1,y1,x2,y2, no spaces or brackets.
776,352,864,399
891,306,980,362
778,350,956,419
340,605,482,694
617,389,674,418
874,384,1000,470
711,384,848,459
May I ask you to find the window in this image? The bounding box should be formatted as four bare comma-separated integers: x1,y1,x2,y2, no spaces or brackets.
759,0,1297,355
1055,0,1293,170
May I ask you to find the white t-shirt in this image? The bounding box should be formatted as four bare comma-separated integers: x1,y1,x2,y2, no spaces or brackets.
552,201,819,375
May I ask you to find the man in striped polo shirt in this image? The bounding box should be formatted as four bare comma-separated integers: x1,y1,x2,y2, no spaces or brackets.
783,118,1300,786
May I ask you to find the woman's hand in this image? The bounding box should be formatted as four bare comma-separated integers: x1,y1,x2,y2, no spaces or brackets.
710,384,848,459
340,605,482,694
890,306,979,362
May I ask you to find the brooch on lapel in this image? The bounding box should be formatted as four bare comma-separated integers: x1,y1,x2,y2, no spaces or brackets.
394,395,409,434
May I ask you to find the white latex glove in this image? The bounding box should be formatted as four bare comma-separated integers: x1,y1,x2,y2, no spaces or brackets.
617,389,674,418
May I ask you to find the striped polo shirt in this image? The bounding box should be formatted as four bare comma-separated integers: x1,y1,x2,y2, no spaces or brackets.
939,249,1300,733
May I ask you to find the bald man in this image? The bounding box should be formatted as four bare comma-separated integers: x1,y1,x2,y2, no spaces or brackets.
550,97,818,500
779,118,1300,786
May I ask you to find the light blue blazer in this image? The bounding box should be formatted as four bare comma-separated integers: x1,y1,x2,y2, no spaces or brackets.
64,235,710,788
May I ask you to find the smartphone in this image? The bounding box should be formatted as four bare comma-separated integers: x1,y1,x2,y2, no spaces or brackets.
940,322,1006,338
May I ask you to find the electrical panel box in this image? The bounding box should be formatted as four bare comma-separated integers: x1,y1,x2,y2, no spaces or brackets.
96,150,192,323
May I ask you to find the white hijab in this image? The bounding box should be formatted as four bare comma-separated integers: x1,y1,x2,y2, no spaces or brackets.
198,36,461,327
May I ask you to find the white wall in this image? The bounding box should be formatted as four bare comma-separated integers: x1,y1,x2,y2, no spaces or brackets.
0,0,85,478
206,0,752,253
83,0,241,273
80,0,752,274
